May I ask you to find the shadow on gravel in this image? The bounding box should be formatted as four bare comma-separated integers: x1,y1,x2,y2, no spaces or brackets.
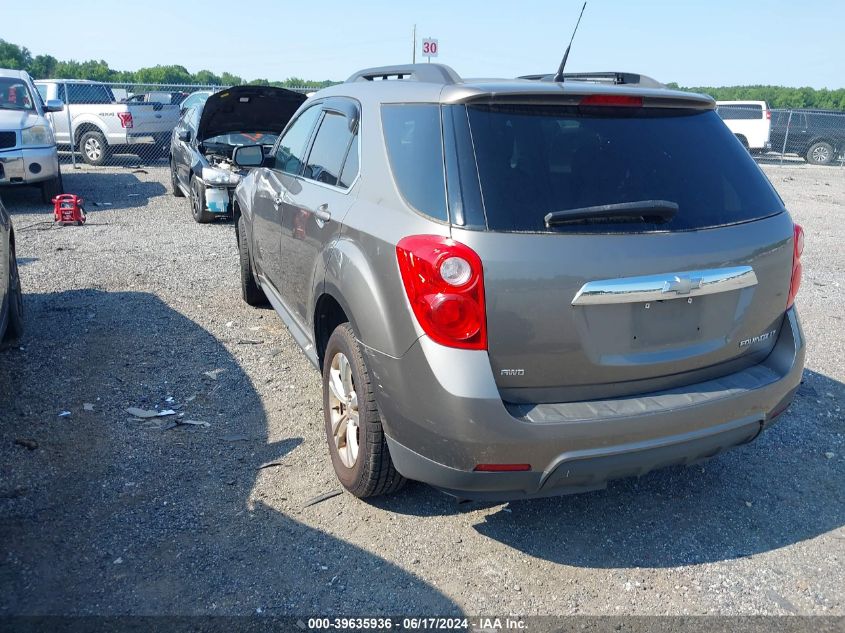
1,171,165,214
470,369,845,568
0,289,459,615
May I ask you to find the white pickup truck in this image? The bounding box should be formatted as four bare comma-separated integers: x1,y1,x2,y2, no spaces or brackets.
35,80,180,165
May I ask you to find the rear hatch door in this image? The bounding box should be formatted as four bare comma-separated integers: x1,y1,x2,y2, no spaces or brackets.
446,99,794,404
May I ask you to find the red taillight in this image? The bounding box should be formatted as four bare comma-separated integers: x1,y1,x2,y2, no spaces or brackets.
474,464,532,472
117,112,133,128
579,94,643,107
396,235,486,350
787,223,804,309
766,110,772,120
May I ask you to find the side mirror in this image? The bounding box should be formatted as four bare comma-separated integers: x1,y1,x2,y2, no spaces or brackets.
43,99,64,113
176,129,191,143
233,144,264,168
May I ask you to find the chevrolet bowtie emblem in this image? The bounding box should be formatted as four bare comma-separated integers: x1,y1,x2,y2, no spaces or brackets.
662,275,703,296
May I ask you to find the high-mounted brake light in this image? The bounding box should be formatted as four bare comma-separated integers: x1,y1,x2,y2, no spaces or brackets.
787,223,804,309
396,235,486,350
117,112,133,129
579,94,643,107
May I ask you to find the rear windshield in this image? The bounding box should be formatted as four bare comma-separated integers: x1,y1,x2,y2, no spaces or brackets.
717,105,763,120
65,83,114,104
450,104,784,233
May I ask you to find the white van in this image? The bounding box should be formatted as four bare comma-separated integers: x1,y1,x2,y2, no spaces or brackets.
716,101,771,153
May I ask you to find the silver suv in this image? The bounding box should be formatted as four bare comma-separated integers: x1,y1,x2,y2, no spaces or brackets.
233,64,806,501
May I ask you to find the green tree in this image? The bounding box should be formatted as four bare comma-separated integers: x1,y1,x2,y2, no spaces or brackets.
220,72,244,87
135,65,192,85
0,39,32,70
28,54,58,79
193,69,221,86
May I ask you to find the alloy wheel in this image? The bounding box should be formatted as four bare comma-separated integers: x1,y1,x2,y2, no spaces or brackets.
84,137,102,162
327,351,360,468
811,145,831,164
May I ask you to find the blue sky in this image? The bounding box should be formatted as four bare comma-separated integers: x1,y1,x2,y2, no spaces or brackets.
2,0,843,88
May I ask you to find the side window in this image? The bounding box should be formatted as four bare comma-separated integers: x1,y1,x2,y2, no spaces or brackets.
274,105,321,175
36,84,48,102
303,112,355,187
381,104,447,221
338,135,359,189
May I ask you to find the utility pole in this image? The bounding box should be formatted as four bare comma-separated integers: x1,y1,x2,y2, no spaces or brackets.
412,24,417,63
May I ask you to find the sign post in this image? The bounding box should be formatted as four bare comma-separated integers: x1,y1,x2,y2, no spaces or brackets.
421,38,439,62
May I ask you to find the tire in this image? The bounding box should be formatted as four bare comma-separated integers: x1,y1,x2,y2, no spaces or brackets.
735,135,750,151
170,160,184,197
322,323,406,498
190,174,214,223
39,169,63,204
805,141,836,166
237,216,267,306
2,237,24,345
78,130,110,166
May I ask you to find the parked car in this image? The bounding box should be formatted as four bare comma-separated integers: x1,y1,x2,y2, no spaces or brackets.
770,109,845,165
716,100,772,153
169,85,305,223
0,194,23,346
178,90,213,114
233,63,806,501
34,79,181,165
0,69,64,203
123,91,188,106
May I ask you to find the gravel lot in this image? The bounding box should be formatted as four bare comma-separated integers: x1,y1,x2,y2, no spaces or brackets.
0,160,843,617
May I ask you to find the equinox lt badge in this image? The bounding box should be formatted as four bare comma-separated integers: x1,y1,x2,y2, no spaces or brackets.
739,330,777,348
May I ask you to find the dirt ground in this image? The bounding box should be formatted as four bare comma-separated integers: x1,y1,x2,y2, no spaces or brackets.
0,160,843,617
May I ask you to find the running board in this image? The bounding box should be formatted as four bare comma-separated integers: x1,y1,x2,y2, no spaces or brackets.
257,275,320,368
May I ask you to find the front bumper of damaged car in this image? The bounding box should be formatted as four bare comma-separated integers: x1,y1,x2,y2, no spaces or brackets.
200,167,240,214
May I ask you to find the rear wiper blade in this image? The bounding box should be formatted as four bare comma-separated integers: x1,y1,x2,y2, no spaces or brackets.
545,200,678,227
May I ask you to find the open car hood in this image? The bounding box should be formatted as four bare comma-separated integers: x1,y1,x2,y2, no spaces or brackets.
196,86,307,142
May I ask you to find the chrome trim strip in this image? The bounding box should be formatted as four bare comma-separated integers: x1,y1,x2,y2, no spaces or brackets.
571,266,758,306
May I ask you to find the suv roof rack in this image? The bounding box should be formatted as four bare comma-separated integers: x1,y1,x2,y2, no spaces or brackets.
346,64,462,85
519,71,665,89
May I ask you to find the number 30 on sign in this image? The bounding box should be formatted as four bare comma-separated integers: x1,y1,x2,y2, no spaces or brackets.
422,38,439,58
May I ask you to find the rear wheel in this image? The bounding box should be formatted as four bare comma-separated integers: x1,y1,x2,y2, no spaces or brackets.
190,174,214,223
322,323,406,498
735,134,750,152
79,130,110,166
805,141,836,165
170,160,184,197
2,237,24,345
237,216,267,306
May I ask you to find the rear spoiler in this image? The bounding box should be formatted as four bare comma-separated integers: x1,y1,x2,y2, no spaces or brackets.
519,71,665,89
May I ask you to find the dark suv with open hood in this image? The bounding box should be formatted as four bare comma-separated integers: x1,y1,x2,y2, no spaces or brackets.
169,85,306,223
232,64,806,501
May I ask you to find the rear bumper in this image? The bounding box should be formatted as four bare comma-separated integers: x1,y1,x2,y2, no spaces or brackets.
368,308,805,500
0,146,60,185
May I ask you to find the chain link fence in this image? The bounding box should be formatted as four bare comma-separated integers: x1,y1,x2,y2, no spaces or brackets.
716,103,845,168
37,81,312,168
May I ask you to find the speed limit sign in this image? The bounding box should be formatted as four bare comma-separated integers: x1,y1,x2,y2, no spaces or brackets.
422,38,439,58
